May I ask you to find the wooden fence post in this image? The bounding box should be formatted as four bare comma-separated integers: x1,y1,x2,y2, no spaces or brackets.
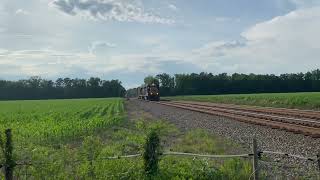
252,138,259,180
143,130,160,176
4,129,14,180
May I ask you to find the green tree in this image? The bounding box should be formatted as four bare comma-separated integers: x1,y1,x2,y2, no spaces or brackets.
144,76,159,86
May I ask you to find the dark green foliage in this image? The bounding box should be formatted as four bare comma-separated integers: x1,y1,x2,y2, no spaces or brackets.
158,157,254,180
127,69,320,97
0,133,4,167
0,133,4,154
219,158,252,179
0,76,126,100
156,73,175,96
80,136,103,179
173,69,320,95
4,129,15,180
144,76,159,87
143,130,160,176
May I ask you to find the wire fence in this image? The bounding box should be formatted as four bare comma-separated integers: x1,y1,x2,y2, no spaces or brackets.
260,151,318,162
2,151,319,179
0,129,320,180
4,152,252,168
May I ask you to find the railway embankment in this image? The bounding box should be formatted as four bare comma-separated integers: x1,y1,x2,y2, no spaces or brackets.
131,99,320,177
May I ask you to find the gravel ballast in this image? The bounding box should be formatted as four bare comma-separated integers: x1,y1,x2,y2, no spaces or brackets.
129,99,320,177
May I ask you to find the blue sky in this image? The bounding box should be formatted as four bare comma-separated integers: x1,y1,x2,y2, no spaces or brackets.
0,0,319,88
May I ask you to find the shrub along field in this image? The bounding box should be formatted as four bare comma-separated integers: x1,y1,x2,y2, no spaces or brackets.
0,98,252,179
164,92,320,110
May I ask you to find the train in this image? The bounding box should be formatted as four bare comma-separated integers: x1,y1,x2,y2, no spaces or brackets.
137,83,160,101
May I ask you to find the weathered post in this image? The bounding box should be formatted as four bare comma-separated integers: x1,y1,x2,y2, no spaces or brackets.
143,130,160,177
4,129,14,180
252,138,259,180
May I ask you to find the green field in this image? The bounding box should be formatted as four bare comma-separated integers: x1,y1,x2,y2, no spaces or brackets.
0,98,256,179
164,92,320,110
0,98,124,145
0,98,127,178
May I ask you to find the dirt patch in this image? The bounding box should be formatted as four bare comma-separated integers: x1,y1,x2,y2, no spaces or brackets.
125,99,155,122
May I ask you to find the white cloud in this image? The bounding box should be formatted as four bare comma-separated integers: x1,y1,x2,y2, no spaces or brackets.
191,41,244,59
2,5,320,78
15,9,30,15
51,0,175,24
1,1,320,82
88,41,116,54
0,48,96,77
168,4,178,11
188,6,320,73
0,49,9,56
0,46,177,78
242,7,320,43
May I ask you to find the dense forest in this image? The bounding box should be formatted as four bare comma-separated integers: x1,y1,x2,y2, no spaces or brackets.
0,77,126,100
2,69,320,100
127,69,320,97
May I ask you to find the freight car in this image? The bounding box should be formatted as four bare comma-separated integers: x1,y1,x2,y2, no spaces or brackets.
138,83,160,101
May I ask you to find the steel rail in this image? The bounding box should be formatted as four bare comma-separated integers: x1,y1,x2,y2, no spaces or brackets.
167,101,320,128
172,101,320,120
157,101,320,138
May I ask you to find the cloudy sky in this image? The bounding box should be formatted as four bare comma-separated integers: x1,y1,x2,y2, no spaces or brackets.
0,0,319,88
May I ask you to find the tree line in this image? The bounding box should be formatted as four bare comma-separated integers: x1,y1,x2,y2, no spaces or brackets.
0,76,126,100
126,69,320,97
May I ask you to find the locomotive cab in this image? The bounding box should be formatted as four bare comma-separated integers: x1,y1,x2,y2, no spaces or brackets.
137,83,160,101
147,84,160,101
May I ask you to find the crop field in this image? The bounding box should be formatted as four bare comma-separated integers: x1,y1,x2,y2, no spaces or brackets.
0,98,124,145
0,98,253,179
0,98,128,179
164,92,320,110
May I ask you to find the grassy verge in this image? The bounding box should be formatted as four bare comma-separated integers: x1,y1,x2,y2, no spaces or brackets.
0,98,254,179
1,118,253,179
163,92,320,110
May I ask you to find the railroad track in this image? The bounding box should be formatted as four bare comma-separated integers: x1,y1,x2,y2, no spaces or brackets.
157,101,320,138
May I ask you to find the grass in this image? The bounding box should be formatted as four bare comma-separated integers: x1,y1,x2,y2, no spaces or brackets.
163,92,320,110
171,129,239,155
0,98,253,179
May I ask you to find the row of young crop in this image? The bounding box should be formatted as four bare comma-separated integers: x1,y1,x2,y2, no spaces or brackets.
0,99,124,147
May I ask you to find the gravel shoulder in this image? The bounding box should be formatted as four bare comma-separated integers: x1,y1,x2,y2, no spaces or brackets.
129,99,320,178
